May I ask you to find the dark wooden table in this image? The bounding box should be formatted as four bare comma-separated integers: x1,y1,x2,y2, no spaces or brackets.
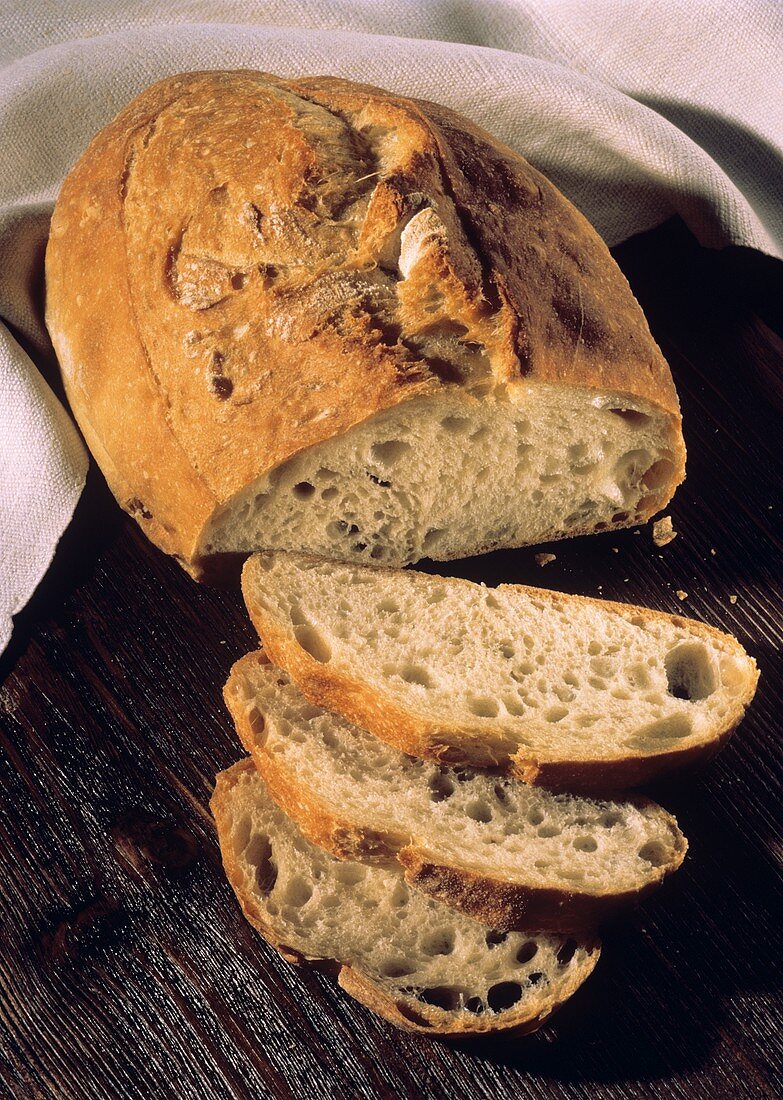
1,219,781,1100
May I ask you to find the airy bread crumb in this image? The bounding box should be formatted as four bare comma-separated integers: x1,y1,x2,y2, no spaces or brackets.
534,552,557,566
652,516,677,547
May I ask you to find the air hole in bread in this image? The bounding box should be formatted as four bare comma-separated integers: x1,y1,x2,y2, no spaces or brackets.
537,824,562,838
485,930,508,948
464,996,485,1015
577,715,599,728
233,815,252,854
493,783,510,805
498,643,515,659
665,643,717,701
573,835,598,853
503,696,526,717
389,663,432,688
642,458,675,492
466,799,493,823
294,623,332,663
246,834,277,896
626,714,693,748
638,840,669,867
612,510,630,523
527,808,545,826
516,941,538,965
607,407,651,426
484,592,501,610
320,486,339,500
568,442,589,463
377,598,400,614
545,705,569,723
231,271,248,290
599,811,623,828
246,707,266,740
511,661,535,679
440,415,471,435
487,981,524,1012
381,960,413,978
426,586,447,605
422,528,445,552
370,439,411,467
470,426,491,444
418,986,460,1011
390,881,409,908
531,489,544,503
335,864,366,885
283,875,314,902
468,697,500,718
611,687,632,700
557,939,579,966
394,1002,433,1028
428,773,455,802
421,930,455,956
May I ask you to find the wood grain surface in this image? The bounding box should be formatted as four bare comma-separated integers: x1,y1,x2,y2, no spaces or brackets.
1,219,781,1100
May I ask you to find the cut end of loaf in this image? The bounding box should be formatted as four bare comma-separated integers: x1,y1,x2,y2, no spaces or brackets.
198,382,683,572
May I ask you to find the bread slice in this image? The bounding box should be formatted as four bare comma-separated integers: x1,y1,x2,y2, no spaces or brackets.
225,653,687,933
242,552,758,790
46,70,684,581
211,760,600,1036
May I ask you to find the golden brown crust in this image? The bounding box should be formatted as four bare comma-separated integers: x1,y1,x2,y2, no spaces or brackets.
225,653,686,932
242,560,759,791
211,761,600,1037
46,69,684,576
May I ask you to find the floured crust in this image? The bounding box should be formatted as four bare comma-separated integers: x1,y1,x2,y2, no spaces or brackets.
224,652,686,932
242,560,758,791
210,760,599,1037
46,69,684,577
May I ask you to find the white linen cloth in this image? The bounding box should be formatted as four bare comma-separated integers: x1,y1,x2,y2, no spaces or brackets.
2,1,781,654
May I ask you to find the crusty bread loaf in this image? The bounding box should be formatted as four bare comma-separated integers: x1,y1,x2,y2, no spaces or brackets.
225,653,687,932
242,552,758,790
211,760,600,1036
46,70,685,580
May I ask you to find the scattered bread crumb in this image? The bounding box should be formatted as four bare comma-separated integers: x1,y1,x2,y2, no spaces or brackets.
612,547,619,553
710,548,716,556
534,552,556,567
676,590,688,601
729,594,738,604
652,516,677,547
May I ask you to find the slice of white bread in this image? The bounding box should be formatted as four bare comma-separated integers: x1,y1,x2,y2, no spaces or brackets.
211,760,600,1036
242,552,758,790
225,653,687,932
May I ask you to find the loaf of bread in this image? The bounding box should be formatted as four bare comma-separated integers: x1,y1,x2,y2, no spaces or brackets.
46,70,685,580
225,652,687,933
242,552,758,790
211,760,600,1036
